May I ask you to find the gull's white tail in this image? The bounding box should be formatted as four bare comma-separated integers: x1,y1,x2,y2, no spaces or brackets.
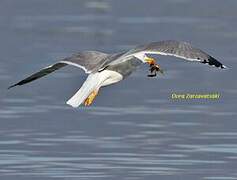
66,73,102,108
66,70,123,108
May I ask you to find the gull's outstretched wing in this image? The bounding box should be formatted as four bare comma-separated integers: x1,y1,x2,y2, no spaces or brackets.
8,51,109,89
61,51,109,73
124,40,226,69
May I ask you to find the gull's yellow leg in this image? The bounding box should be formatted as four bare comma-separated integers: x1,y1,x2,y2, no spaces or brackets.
84,90,98,106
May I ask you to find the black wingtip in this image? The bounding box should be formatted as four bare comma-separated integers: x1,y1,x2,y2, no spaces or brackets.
8,83,18,90
202,56,227,69
221,64,228,69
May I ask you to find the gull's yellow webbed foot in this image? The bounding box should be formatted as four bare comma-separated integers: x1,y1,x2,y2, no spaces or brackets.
84,90,98,106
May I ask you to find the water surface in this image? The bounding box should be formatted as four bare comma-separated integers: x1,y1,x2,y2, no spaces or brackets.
0,0,237,179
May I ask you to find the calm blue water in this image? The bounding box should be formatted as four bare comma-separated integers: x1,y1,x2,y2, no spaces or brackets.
0,0,237,179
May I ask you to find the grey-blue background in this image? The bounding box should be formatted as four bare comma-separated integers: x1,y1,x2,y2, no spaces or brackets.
0,0,237,179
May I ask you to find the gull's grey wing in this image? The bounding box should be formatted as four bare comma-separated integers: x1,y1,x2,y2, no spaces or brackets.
125,40,226,69
61,51,109,73
8,51,109,89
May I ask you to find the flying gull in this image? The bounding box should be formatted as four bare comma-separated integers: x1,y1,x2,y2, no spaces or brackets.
8,40,227,107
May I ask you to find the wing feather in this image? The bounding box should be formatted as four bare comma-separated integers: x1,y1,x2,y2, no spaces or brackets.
61,51,109,73
8,63,67,89
8,51,109,89
126,40,226,69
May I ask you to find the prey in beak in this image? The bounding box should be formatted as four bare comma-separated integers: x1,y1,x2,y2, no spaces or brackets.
144,56,164,77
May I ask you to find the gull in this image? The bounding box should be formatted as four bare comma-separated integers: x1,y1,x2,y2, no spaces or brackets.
8,40,226,107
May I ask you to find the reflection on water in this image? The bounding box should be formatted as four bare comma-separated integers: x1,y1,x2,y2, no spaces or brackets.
0,0,237,179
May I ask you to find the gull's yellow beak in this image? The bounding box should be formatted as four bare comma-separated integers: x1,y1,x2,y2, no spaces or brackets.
144,56,156,65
